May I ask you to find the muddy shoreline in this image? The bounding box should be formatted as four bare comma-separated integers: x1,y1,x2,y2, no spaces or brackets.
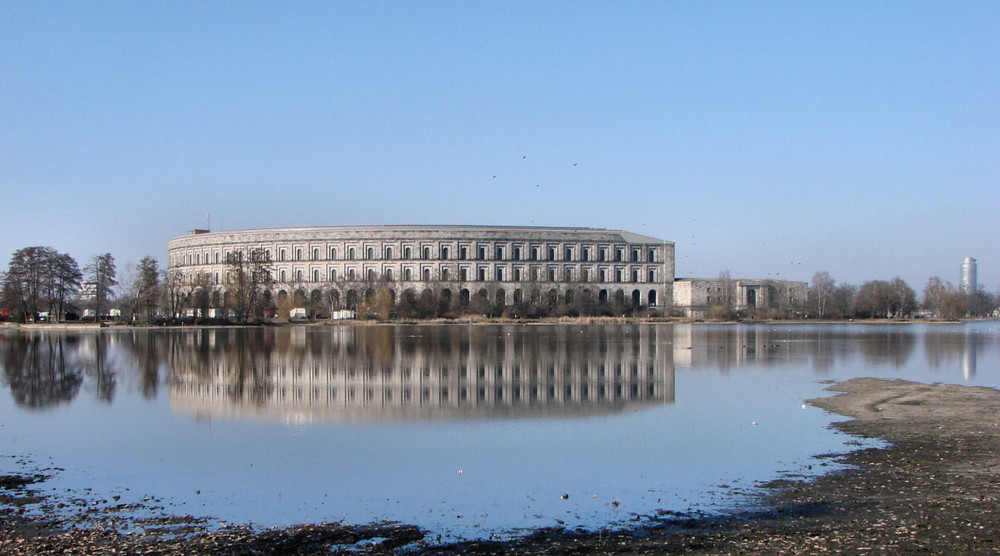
3,378,1000,554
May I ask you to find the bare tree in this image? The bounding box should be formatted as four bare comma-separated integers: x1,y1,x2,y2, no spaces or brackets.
922,276,949,318
163,269,186,318
2,246,53,319
809,271,836,318
2,247,82,322
84,253,117,319
224,247,273,323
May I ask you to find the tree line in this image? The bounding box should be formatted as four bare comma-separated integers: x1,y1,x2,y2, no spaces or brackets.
805,271,997,320
2,245,997,323
0,247,161,323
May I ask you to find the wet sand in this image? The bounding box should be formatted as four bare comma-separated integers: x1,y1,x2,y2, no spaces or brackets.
3,378,1000,554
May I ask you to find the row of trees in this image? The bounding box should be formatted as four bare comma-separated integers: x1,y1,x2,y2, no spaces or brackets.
0,247,165,323
3,244,998,323
806,271,996,320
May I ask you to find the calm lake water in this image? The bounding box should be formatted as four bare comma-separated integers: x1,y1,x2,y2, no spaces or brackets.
2,322,998,541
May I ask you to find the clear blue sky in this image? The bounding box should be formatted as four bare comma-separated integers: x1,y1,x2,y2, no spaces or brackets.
2,1,997,292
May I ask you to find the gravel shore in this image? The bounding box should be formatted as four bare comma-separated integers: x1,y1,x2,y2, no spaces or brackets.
3,377,999,554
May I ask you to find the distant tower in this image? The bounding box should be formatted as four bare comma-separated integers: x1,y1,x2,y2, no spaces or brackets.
960,257,977,293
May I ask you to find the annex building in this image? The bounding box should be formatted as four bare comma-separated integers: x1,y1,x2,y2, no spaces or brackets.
167,225,806,317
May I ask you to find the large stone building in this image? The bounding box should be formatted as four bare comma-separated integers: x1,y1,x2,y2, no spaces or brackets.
166,225,807,318
167,225,675,316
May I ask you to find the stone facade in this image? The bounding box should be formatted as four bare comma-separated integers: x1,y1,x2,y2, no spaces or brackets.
673,277,808,318
167,225,675,315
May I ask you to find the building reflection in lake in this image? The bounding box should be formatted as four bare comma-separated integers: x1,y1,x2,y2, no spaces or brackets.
168,325,675,422
2,324,995,415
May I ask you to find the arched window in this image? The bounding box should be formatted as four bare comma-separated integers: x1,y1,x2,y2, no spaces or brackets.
385,247,393,259
313,269,319,282
367,247,373,260
648,270,655,282
441,247,449,260
423,268,431,281
280,269,286,281
296,249,302,261
548,248,555,260
330,247,337,259
631,250,639,262
478,247,486,260
348,248,355,260
385,268,393,280
313,248,319,260
405,246,412,259
330,269,337,281
349,269,355,280
296,270,303,281
423,247,430,260
513,247,521,260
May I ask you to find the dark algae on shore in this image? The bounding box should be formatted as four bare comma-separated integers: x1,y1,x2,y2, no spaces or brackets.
3,378,1000,554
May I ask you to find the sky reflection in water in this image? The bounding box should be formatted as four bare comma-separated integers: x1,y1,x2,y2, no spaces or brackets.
1,323,998,541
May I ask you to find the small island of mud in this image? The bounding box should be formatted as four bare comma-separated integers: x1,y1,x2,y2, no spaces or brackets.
3,378,1000,554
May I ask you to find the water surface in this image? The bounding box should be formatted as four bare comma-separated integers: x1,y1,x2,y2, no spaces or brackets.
1,322,997,541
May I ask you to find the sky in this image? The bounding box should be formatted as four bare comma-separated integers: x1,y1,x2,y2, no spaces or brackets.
1,1,997,293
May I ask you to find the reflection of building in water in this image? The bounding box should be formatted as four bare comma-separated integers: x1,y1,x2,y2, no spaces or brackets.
671,324,815,370
168,326,674,422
